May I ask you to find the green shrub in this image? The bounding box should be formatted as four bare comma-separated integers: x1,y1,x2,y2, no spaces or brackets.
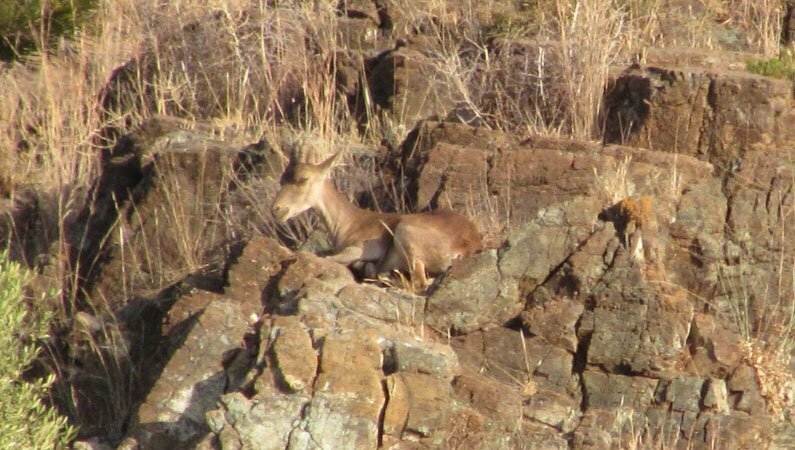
746,52,795,81
0,252,75,448
0,0,96,61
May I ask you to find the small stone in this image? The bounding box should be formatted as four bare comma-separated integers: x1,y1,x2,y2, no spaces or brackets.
222,392,252,421
219,427,242,450
270,316,318,392
383,375,409,438
523,389,580,432
664,377,705,413
72,439,113,450
398,372,459,437
389,338,460,379
704,378,730,414
205,408,227,434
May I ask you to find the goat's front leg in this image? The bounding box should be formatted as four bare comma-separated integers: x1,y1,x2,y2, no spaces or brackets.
409,259,429,290
327,246,365,265
363,262,379,280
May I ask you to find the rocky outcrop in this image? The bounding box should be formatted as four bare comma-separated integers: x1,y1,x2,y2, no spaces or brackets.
116,109,792,449
40,16,791,448
60,118,248,311
603,58,793,171
365,43,457,129
120,294,250,450
605,51,795,339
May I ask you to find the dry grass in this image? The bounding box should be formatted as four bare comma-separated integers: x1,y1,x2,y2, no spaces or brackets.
740,340,794,423
0,0,791,443
717,259,795,422
614,407,703,450
717,202,795,356
448,0,663,138
721,0,786,57
593,155,636,206
548,0,631,139
717,163,794,422
0,0,367,437
659,0,786,55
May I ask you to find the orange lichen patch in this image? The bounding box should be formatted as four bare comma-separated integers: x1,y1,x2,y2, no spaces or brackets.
619,195,655,229
643,261,668,283
741,340,795,423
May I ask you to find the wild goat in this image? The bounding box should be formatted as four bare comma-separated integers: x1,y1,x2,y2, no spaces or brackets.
271,152,482,287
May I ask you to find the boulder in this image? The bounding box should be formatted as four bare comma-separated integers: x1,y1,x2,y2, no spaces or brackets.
580,267,694,377
65,119,246,310
425,250,522,333
125,295,249,449
452,327,573,393
269,316,318,393
521,298,584,353
604,62,793,171
582,372,658,411
366,44,456,129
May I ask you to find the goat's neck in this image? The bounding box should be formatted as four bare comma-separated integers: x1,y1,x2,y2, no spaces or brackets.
313,180,369,243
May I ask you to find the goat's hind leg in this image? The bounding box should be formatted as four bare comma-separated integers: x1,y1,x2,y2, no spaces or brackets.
328,246,364,265
390,225,429,290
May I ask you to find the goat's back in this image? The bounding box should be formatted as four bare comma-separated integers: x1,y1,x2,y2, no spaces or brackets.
394,210,482,274
419,210,482,256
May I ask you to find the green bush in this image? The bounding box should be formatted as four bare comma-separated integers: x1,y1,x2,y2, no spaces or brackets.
0,252,75,448
0,0,96,61
746,52,795,82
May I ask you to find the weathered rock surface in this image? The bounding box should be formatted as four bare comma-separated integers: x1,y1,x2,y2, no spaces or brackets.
41,43,788,449
425,249,522,333
604,61,793,170
123,294,250,449
63,117,247,310
117,110,792,449
366,44,457,129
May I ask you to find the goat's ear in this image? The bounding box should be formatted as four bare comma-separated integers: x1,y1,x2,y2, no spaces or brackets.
317,152,343,176
287,143,303,167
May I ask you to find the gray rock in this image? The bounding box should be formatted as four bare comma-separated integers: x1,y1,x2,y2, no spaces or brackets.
289,394,379,450
336,284,425,326
499,222,571,286
277,252,355,307
524,389,581,432
211,393,309,450
125,295,248,449
582,372,658,411
703,378,730,414
584,267,693,376
394,372,459,437
664,377,706,413
522,298,584,353
425,250,522,333
270,316,318,393
386,338,460,380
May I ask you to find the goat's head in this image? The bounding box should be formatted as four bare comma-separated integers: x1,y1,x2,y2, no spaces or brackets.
272,151,342,222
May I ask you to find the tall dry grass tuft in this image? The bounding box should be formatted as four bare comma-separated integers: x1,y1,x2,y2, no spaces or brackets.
450,0,661,138
548,0,631,139
726,0,786,57
592,155,636,206
717,169,795,422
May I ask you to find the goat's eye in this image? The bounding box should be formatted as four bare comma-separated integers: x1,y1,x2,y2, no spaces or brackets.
296,177,309,185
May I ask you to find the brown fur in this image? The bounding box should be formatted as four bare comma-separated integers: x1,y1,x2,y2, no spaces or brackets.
272,153,482,287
